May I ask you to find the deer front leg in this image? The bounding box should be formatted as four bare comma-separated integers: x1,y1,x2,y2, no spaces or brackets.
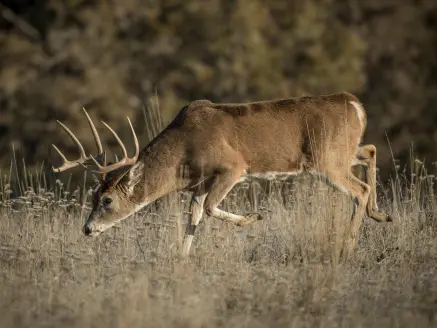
203,169,263,226
181,191,207,257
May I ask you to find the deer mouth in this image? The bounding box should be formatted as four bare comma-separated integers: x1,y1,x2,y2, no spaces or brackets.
87,230,103,237
83,222,115,237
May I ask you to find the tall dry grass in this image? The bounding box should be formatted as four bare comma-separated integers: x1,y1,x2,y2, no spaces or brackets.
1,155,437,328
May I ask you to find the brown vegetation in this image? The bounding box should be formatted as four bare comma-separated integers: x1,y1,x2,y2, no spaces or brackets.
1,2,437,326
0,159,436,327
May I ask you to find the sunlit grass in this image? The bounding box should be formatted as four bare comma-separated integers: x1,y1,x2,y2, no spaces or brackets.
0,157,436,328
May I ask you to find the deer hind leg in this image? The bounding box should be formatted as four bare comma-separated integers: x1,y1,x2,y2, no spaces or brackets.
356,144,392,222
203,168,263,226
324,169,371,257
181,189,208,257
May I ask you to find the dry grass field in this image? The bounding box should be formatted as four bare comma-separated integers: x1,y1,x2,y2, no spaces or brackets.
1,159,437,328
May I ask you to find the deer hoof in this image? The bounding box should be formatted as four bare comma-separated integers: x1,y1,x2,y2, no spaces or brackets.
370,211,392,223
237,213,263,226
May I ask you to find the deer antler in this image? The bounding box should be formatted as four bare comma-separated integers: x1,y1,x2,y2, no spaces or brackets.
52,109,139,174
90,117,139,173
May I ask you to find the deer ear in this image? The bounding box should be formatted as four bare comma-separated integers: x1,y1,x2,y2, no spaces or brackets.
127,161,144,192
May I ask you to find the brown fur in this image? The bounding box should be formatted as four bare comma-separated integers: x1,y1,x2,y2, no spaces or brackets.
54,92,391,258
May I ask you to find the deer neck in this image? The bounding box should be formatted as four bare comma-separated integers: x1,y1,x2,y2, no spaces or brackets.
134,131,185,208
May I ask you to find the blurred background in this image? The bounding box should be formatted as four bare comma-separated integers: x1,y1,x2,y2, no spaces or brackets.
0,0,436,182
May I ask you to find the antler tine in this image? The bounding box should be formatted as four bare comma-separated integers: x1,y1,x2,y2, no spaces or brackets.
103,151,107,166
101,121,128,159
127,117,140,161
91,118,139,174
82,108,103,155
56,120,88,161
51,144,77,172
52,119,91,172
52,144,68,163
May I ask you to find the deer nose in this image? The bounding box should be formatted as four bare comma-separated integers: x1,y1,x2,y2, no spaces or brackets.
83,224,93,236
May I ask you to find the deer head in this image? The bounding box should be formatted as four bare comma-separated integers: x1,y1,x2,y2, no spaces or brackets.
52,109,144,236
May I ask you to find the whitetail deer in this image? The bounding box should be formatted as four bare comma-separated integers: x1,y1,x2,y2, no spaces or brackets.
52,92,391,258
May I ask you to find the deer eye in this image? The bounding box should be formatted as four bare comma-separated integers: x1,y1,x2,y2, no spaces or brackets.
103,197,113,206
